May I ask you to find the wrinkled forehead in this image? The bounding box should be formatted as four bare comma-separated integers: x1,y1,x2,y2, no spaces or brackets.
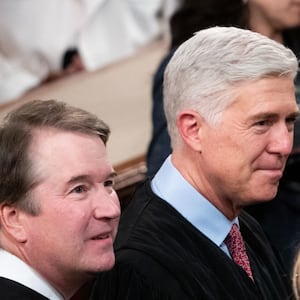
226,76,298,115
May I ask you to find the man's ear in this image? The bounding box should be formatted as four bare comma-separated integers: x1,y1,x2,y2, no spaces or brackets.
0,204,27,243
177,110,204,152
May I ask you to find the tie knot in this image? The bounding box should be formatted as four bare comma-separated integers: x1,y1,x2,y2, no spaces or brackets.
225,223,242,248
225,224,254,280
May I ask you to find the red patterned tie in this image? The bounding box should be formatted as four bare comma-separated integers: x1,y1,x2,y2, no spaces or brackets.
225,224,253,280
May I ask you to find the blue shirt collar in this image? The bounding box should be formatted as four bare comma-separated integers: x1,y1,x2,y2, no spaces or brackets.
151,155,238,247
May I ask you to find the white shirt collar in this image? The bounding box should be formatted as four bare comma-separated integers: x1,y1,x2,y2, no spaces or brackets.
0,249,64,300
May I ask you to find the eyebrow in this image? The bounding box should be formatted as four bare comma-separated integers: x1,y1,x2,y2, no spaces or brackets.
249,110,300,122
67,171,117,185
287,111,300,120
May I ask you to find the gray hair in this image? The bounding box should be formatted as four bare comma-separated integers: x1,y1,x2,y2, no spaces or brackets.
164,26,299,146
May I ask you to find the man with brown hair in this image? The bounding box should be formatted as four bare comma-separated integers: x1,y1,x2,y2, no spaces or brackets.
0,99,120,299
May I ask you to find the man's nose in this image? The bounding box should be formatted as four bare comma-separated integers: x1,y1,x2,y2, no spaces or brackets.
93,189,121,220
268,124,294,156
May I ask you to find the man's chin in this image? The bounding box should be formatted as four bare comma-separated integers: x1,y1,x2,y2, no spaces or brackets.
248,193,278,205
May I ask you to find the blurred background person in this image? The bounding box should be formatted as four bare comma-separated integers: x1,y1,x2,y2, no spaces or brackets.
247,0,300,99
0,0,179,104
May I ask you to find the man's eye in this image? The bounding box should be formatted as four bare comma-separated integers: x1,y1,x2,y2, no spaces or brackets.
104,180,114,187
286,117,297,132
255,120,270,126
71,185,86,193
286,116,297,125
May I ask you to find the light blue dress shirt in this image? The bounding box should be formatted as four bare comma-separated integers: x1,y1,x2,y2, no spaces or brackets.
151,155,238,257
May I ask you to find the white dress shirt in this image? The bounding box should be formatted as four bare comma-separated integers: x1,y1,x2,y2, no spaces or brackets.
0,249,64,300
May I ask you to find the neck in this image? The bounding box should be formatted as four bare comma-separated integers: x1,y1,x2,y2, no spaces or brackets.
25,257,91,300
45,271,91,300
172,151,241,220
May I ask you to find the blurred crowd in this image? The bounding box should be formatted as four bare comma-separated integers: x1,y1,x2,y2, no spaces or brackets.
0,0,179,103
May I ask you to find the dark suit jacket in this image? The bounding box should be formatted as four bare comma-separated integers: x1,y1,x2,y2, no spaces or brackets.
0,277,49,299
91,180,294,300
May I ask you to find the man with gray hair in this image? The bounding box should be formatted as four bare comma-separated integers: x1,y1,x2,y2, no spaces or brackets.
92,27,299,299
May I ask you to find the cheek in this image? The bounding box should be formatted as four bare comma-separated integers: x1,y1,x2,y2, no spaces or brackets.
215,137,263,176
24,216,59,249
54,207,89,237
39,205,88,238
209,133,243,161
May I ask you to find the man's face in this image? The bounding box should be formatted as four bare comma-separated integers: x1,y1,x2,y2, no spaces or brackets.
199,77,298,212
22,128,120,287
249,0,300,29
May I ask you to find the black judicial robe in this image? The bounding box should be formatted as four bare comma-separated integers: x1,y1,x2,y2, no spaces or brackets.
0,277,49,299
91,181,294,300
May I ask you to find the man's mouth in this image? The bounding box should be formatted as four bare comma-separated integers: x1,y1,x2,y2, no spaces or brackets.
91,233,110,240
